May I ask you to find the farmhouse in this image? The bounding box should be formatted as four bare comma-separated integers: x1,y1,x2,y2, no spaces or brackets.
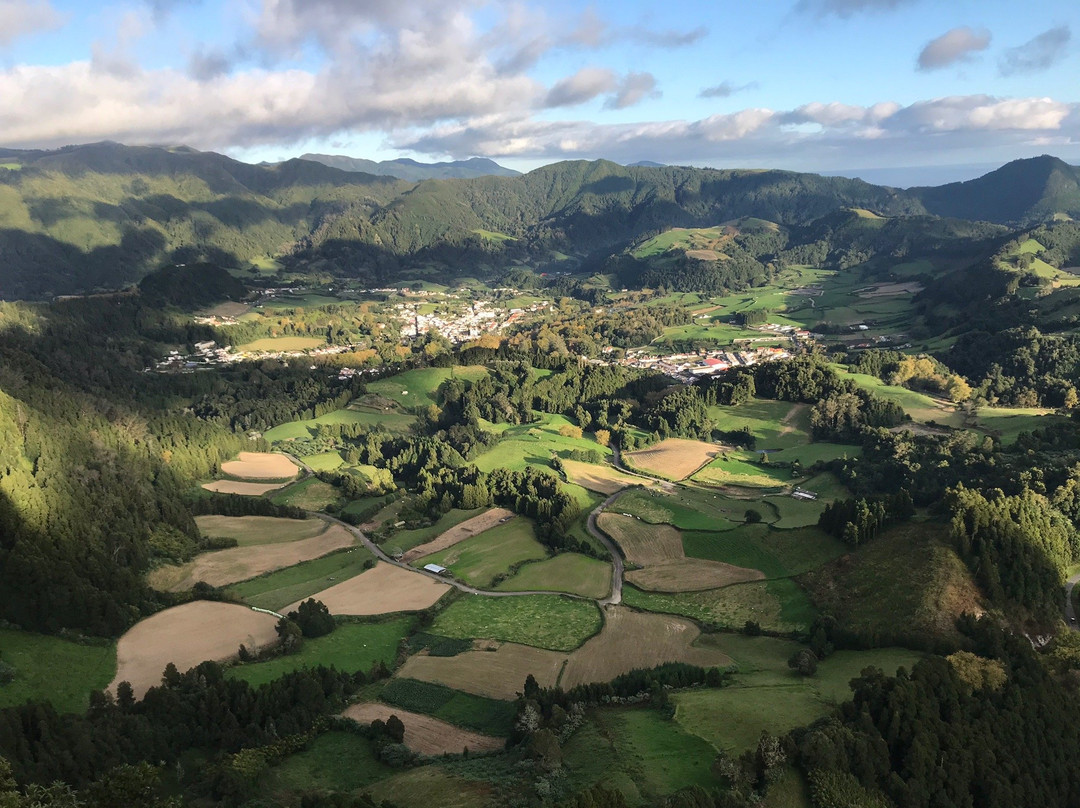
423,563,449,575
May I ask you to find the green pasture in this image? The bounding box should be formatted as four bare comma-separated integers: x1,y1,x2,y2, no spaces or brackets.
414,518,547,588
269,731,392,793
432,595,602,652
673,636,921,754
225,547,375,611
366,366,489,408
681,524,845,579
495,553,612,599
692,453,793,488
622,577,815,633
472,412,611,473
0,629,116,714
833,366,961,425
379,678,516,736
710,399,810,449
975,407,1069,443
299,450,345,471
262,405,416,442
227,618,412,688
271,477,340,510
473,229,516,242
194,515,327,546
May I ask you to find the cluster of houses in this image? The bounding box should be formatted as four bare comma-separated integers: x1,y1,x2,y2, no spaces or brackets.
395,297,550,343
151,339,355,373
619,345,794,382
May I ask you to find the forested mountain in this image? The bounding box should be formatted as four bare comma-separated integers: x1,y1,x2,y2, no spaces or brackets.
299,154,520,180
0,142,1075,299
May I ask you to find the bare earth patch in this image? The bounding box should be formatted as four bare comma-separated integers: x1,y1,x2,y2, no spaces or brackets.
562,459,645,495
111,602,279,698
343,703,505,754
396,642,566,700
561,607,732,689
201,480,288,496
220,452,299,480
627,560,764,593
193,515,328,545
890,422,950,437
625,438,721,480
148,523,354,591
856,281,923,299
284,562,450,615
685,249,722,261
401,508,515,563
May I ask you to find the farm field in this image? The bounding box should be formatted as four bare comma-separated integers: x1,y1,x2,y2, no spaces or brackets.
366,366,489,407
0,629,116,715
236,336,325,352
598,513,762,592
614,488,743,531
400,508,515,562
560,607,732,689
384,508,488,556
299,450,345,471
396,641,567,700
562,458,646,494
624,438,721,480
690,453,792,488
682,524,845,580
834,367,963,426
622,577,815,633
710,400,810,449
379,677,518,735
343,703,505,755
364,768,494,808
432,595,602,652
220,451,299,480
148,522,355,591
413,518,546,588
284,561,451,615
194,515,327,545
226,618,412,688
269,731,393,794
225,547,377,611
495,553,612,599
262,405,416,442
200,479,287,496
110,602,280,698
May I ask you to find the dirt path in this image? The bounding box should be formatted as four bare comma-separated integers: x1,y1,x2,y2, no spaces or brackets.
587,491,627,606
401,508,515,562
779,403,807,437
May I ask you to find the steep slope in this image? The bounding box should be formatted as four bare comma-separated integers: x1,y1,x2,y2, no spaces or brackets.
914,155,1080,225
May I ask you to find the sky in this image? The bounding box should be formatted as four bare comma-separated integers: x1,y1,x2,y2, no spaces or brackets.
0,0,1077,184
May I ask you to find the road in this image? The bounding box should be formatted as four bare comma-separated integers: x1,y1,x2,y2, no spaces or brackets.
1065,572,1080,629
587,491,627,606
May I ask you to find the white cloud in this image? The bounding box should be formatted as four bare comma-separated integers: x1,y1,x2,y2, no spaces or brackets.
606,73,660,110
917,26,991,71
544,68,617,108
699,81,758,99
1000,25,1071,76
0,0,63,46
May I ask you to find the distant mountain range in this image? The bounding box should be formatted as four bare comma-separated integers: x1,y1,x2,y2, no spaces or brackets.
298,154,520,181
0,141,1077,298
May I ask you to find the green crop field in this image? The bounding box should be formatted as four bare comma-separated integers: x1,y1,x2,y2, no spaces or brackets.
194,515,326,546
414,519,547,588
226,618,412,688
271,477,340,510
380,678,517,736
710,400,810,449
495,553,612,599
673,637,921,754
237,336,325,352
263,405,416,442
0,629,116,715
614,488,744,531
682,524,845,579
432,595,601,652
225,547,375,611
269,731,392,793
472,412,611,474
622,577,815,633
367,366,489,408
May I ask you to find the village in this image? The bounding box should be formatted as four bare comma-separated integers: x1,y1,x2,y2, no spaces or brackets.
395,297,551,343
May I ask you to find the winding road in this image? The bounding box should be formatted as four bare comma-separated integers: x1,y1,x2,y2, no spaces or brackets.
1065,572,1080,630
277,450,630,607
